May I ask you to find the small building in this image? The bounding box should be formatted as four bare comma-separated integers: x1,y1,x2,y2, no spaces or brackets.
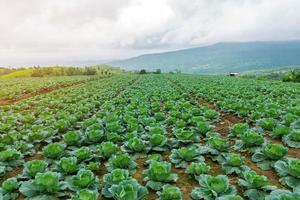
229,72,239,77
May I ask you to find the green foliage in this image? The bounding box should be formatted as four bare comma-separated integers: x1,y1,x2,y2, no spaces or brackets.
143,161,177,191
191,175,236,200
157,185,182,200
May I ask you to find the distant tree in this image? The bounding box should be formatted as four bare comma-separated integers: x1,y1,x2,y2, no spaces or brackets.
84,67,97,75
139,69,147,74
154,69,162,74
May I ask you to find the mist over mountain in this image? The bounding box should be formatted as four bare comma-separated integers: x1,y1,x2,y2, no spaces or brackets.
110,41,300,74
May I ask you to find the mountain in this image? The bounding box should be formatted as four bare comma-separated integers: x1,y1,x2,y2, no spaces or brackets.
109,41,300,74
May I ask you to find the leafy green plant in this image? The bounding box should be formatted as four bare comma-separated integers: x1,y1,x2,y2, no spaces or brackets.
85,129,104,144
56,157,79,175
109,179,148,200
20,171,66,198
107,154,137,173
265,189,300,200
274,158,300,190
64,131,82,146
185,162,210,179
238,170,276,200
207,136,230,155
216,153,247,175
0,177,19,200
170,145,205,168
43,143,65,159
235,130,264,153
191,175,236,200
157,185,182,200
252,143,288,170
23,160,47,178
98,142,119,159
71,189,98,200
283,129,300,148
149,134,169,152
259,118,278,131
122,137,148,153
172,129,200,145
0,149,23,171
66,169,100,191
143,161,177,190
102,169,131,198
72,147,92,162
270,125,290,139
230,123,249,137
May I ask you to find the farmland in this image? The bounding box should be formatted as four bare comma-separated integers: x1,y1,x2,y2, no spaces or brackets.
0,74,299,200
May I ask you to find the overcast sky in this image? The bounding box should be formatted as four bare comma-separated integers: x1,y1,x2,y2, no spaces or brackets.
0,0,300,66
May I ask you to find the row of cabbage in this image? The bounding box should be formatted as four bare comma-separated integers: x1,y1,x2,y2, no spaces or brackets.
0,75,137,179
0,75,99,100
167,74,300,198
1,74,299,199
169,75,300,149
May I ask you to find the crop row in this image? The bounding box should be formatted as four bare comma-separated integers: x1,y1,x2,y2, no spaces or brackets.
0,74,299,200
0,75,104,101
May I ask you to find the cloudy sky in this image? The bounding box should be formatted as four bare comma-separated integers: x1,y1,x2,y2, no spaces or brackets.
0,0,300,66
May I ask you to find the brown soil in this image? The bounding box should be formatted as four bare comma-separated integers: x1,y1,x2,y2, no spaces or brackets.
199,99,217,110
172,167,198,200
242,153,284,188
214,113,243,136
0,78,98,106
0,167,23,184
25,153,44,161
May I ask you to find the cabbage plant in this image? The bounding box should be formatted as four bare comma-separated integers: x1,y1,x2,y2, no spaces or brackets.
235,130,264,153
107,154,137,173
270,125,290,139
84,129,104,144
216,195,243,200
170,145,205,168
72,147,92,162
109,179,148,200
230,123,249,137
143,161,177,190
238,170,276,200
23,160,47,178
20,171,67,198
283,129,300,148
121,137,149,154
66,169,100,191
0,149,23,169
252,143,288,170
102,169,131,198
207,136,230,155
56,157,79,175
98,142,119,159
259,118,278,131
149,134,169,152
64,131,82,147
157,184,182,200
265,189,300,200
191,175,236,200
71,189,98,200
0,177,19,200
216,153,247,175
274,158,300,190
172,129,200,146
185,162,210,179
42,143,66,159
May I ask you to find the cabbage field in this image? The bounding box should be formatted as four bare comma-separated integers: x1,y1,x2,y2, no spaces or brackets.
0,74,299,200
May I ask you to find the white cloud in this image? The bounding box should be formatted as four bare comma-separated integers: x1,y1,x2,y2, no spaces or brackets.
0,0,299,66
